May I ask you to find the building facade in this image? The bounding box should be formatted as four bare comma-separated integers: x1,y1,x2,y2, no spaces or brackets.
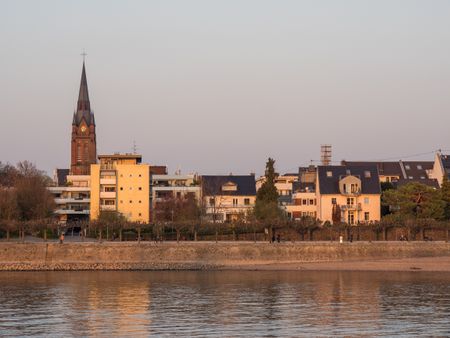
202,175,256,222
90,154,150,223
430,152,450,187
49,174,90,225
316,165,381,224
150,173,201,221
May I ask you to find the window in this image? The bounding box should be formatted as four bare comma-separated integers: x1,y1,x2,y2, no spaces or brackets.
139,200,142,203
364,212,370,221
364,197,369,204
139,174,142,177
417,165,422,170
309,199,314,205
139,213,142,217
209,198,215,206
351,184,359,193
331,198,337,205
138,187,142,191
244,198,250,205
302,199,307,205
327,171,333,177
176,192,181,199
129,200,133,203
120,187,123,191
104,187,116,192
346,169,351,175
408,176,413,179
348,211,355,225
405,165,410,170
364,171,371,178
233,198,238,206
347,197,354,205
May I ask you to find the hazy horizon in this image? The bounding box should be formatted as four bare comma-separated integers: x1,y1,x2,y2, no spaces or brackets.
2,0,450,177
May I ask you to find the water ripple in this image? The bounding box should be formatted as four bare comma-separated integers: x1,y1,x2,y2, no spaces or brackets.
0,271,449,337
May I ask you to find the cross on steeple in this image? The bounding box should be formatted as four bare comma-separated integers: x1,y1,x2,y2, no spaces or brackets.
80,50,87,62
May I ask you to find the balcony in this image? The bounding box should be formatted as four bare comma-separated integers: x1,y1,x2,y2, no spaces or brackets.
100,205,116,211
100,178,116,185
100,191,116,199
54,198,90,204
340,203,362,211
54,209,90,215
340,189,361,196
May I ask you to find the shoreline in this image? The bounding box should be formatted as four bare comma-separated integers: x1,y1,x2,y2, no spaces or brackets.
0,241,449,272
229,256,450,272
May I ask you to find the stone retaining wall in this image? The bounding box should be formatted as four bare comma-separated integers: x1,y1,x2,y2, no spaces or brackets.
0,242,449,271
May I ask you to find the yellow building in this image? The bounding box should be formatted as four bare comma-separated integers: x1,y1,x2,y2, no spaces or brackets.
90,154,150,223
316,166,381,224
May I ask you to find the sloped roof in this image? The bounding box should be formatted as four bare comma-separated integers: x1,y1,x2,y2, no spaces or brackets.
202,175,256,196
293,181,316,193
318,165,380,195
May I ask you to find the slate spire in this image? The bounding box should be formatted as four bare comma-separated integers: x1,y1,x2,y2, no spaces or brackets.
73,61,94,126
77,62,90,112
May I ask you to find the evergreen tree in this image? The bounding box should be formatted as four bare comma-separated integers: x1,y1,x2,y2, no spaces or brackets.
254,158,282,221
382,181,445,220
441,175,450,220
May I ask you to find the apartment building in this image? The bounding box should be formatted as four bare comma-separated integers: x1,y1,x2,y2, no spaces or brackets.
90,154,150,223
284,182,317,220
202,175,256,222
49,171,90,225
150,173,201,221
316,165,381,224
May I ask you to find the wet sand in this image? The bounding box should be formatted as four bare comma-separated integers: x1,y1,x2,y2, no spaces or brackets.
232,256,450,272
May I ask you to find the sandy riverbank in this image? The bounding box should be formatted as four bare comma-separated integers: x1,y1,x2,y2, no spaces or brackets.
230,256,450,272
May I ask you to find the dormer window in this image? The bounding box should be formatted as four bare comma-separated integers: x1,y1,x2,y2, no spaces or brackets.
417,165,422,170
326,171,333,177
405,165,411,170
364,171,371,178
346,169,351,175
222,182,237,192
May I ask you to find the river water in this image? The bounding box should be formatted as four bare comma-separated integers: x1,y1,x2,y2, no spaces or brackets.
0,271,449,337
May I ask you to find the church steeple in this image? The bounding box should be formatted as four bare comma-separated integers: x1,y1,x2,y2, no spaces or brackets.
77,62,90,112
70,60,97,176
73,61,94,126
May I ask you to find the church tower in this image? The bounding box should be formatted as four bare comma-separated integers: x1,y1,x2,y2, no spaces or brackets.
70,62,97,175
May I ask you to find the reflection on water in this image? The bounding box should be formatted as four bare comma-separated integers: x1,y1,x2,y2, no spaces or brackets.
0,271,449,337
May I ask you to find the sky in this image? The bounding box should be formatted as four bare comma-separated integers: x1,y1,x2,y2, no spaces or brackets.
1,0,450,176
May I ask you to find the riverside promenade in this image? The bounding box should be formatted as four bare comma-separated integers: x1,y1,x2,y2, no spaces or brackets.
0,241,449,271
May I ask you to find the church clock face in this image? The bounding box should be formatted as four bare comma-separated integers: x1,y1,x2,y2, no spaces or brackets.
80,126,87,133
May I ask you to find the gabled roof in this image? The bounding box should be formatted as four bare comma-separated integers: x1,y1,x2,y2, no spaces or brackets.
440,154,450,179
396,178,440,189
202,175,256,196
318,165,380,195
342,160,438,187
